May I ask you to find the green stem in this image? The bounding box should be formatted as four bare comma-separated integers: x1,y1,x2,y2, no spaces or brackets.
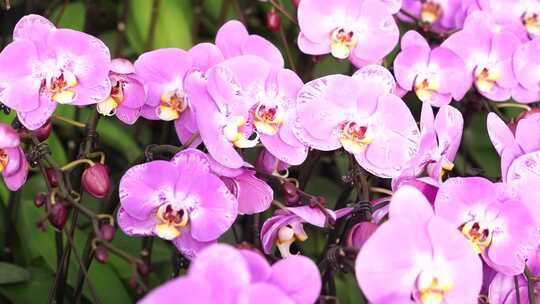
60,158,95,172
494,102,531,112
53,115,86,129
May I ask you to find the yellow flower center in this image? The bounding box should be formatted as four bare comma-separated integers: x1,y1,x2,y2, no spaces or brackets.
154,204,189,240
276,223,308,258
47,71,78,104
330,28,359,59
0,149,8,174
474,65,501,93
417,269,453,304
157,90,188,121
523,11,540,35
253,103,284,135
414,76,441,103
421,1,443,24
460,220,492,254
223,116,259,148
97,81,124,116
339,121,372,154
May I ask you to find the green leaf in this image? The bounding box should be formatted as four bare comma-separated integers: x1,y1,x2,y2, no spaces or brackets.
50,2,87,31
0,182,8,206
16,177,131,303
0,263,30,285
462,113,500,178
127,0,193,54
0,267,53,303
97,118,142,162
45,132,68,165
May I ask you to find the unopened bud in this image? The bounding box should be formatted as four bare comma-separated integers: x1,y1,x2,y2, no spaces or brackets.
46,168,60,188
292,0,301,8
48,202,68,230
34,193,47,208
137,261,150,276
266,10,281,32
282,181,297,196
286,192,301,205
99,224,116,242
33,119,52,142
95,246,109,263
347,222,378,250
82,163,111,199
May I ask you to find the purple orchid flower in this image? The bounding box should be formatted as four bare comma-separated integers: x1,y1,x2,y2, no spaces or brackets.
400,0,465,32
293,71,420,178
135,43,224,144
0,124,29,191
392,176,440,204
487,111,540,227
442,11,521,101
489,245,540,303
356,186,483,303
207,157,274,215
96,59,146,124
394,30,470,106
297,0,399,66
117,149,237,258
435,177,538,275
0,14,111,130
185,55,307,169
139,244,321,304
470,0,540,39
512,36,540,103
347,221,378,250
395,103,464,184
261,206,351,258
215,20,284,67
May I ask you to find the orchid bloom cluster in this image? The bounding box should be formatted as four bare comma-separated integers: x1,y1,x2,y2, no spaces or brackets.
1,0,540,302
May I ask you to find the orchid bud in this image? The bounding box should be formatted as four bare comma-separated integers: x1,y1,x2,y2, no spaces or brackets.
347,222,378,250
46,168,60,188
99,224,116,242
137,261,150,276
82,163,111,199
266,10,281,32
95,246,109,263
292,0,301,8
282,181,297,196
48,202,68,230
33,119,52,142
34,193,47,208
286,192,300,205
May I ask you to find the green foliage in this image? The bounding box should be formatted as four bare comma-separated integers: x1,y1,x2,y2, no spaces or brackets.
126,0,193,53
0,263,30,285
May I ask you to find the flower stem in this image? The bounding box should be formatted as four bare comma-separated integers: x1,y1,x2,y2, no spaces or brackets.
494,102,532,112
60,159,95,172
53,115,86,129
269,0,297,25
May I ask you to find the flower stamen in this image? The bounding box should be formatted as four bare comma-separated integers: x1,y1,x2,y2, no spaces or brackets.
155,204,189,240
330,28,358,59
339,121,372,154
460,221,492,253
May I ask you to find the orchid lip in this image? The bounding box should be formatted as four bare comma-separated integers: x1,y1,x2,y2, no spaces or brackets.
474,65,500,93
276,223,308,258
0,149,8,174
330,27,358,59
253,103,284,135
523,11,540,35
414,76,440,103
223,116,259,148
46,70,78,104
416,268,453,304
157,90,188,121
339,121,372,154
420,1,443,24
154,204,189,240
460,220,492,254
